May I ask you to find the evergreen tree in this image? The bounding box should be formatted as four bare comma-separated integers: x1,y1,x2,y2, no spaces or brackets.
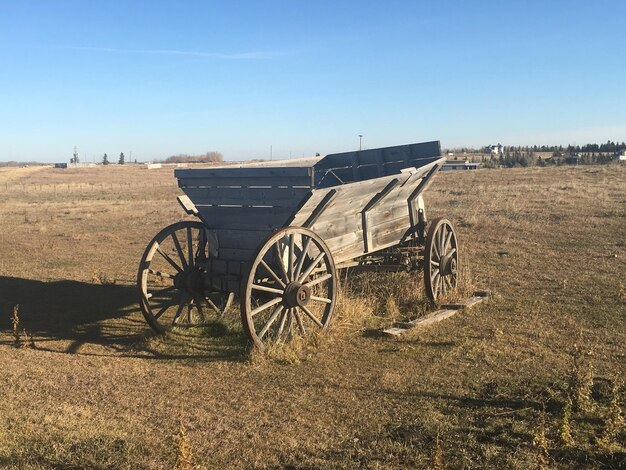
102,153,109,165
118,152,125,165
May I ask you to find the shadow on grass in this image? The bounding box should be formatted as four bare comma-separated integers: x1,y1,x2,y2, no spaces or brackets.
0,276,248,361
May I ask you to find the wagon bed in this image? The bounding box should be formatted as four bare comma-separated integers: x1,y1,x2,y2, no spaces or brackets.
175,141,443,265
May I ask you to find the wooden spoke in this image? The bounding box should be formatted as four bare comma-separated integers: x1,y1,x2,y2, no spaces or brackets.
171,302,186,325
147,285,176,299
430,259,439,267
298,251,326,283
195,296,206,323
293,308,306,335
288,234,295,281
260,259,286,288
300,304,324,328
186,226,194,268
156,247,183,273
443,230,453,254
204,296,221,313
252,284,285,295
250,297,283,317
147,268,175,279
185,302,193,324
274,240,289,283
258,305,285,339
171,232,188,271
438,225,446,256
294,235,311,279
154,296,179,320
304,273,333,288
310,295,332,304
446,247,457,258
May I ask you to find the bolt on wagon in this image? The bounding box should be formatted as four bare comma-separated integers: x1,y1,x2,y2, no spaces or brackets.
137,141,459,350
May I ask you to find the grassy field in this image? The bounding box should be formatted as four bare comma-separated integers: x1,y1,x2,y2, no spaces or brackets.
0,163,624,469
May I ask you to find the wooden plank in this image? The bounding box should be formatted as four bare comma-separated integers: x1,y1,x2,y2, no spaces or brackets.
197,206,293,230
182,186,309,208
382,327,406,337
362,178,400,252
303,189,337,228
217,247,256,262
393,309,458,330
177,175,313,189
384,290,491,336
176,166,313,179
215,229,269,251
441,295,488,310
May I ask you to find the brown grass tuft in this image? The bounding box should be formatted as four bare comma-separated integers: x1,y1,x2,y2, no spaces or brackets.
174,421,193,470
532,408,551,470
597,376,625,451
11,304,21,348
568,343,595,413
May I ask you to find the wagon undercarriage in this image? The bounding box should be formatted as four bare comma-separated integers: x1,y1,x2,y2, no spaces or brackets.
137,141,460,350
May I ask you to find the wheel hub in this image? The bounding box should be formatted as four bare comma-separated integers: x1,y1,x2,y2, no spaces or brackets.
181,268,205,295
284,282,311,308
439,254,451,276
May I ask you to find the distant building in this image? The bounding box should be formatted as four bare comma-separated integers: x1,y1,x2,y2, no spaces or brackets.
54,163,68,169
485,144,503,155
618,151,626,162
442,159,479,171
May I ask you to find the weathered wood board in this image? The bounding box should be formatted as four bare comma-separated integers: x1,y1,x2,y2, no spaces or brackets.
382,291,490,337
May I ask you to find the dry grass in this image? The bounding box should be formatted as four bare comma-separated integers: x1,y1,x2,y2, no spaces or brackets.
0,163,625,468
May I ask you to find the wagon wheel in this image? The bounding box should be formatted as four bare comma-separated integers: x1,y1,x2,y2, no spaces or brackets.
424,218,459,302
137,221,232,334
241,227,337,351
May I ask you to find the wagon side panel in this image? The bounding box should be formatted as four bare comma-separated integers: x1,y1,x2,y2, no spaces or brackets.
288,158,443,265
175,167,313,264
314,140,441,188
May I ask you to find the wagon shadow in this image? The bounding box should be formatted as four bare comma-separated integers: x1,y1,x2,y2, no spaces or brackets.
0,276,248,361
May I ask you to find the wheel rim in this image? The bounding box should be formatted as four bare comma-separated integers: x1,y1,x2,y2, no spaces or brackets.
137,221,231,333
241,227,337,351
424,218,459,302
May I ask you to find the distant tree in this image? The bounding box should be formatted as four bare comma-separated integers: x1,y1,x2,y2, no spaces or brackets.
164,151,223,164
119,152,125,165
102,153,109,165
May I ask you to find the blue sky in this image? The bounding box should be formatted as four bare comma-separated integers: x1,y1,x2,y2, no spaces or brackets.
1,1,625,162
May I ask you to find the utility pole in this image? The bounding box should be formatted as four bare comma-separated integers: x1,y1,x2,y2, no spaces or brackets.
358,135,363,151
270,145,273,161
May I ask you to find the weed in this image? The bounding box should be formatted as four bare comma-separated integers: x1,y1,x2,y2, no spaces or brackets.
568,343,595,413
558,396,574,447
174,421,193,470
93,272,116,285
11,304,21,347
532,408,551,470
597,377,624,451
430,430,445,470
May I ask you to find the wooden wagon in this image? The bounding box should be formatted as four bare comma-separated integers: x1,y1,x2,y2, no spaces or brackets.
137,140,459,350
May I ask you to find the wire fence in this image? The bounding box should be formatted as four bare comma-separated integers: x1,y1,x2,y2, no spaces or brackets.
0,181,178,193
